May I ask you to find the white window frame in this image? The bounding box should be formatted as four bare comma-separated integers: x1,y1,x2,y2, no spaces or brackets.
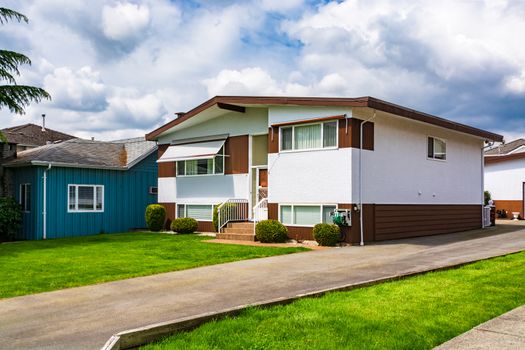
427,136,447,162
176,146,225,177
279,120,339,153
278,203,338,227
19,183,31,213
68,184,104,213
176,203,213,222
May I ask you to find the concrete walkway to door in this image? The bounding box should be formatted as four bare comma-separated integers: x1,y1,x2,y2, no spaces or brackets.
1,224,525,350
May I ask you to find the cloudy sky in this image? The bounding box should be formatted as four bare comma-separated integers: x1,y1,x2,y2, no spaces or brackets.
1,0,524,141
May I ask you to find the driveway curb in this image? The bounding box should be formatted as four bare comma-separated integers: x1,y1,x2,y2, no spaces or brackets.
102,250,523,350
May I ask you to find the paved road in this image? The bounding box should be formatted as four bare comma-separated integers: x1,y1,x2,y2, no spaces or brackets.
1,224,525,350
435,305,525,349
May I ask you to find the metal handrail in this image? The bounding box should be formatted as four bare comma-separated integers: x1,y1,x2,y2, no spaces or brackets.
252,197,268,234
217,199,249,232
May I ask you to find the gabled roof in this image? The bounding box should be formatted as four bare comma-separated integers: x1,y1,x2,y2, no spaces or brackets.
1,123,76,146
3,137,157,170
145,96,503,142
485,138,525,156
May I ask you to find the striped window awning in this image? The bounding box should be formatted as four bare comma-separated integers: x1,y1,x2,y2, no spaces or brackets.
157,139,225,163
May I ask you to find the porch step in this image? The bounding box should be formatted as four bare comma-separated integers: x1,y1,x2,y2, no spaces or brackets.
223,227,254,234
216,233,256,241
226,222,254,230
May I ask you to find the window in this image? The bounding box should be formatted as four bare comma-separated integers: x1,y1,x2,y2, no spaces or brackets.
280,121,338,151
20,184,31,212
149,186,158,195
177,204,213,221
427,137,446,160
279,204,337,226
68,185,104,212
177,146,224,176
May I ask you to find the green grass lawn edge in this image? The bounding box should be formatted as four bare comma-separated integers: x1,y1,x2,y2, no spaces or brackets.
142,250,525,350
0,232,309,299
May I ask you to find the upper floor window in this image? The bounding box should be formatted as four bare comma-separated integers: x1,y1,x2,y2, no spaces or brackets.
68,185,104,212
280,121,338,152
176,146,224,176
427,136,446,160
20,183,31,212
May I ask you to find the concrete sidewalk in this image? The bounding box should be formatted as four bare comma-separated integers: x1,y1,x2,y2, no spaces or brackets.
1,224,525,350
435,305,525,349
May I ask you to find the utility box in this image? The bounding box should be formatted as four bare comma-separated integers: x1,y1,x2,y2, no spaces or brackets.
331,209,351,226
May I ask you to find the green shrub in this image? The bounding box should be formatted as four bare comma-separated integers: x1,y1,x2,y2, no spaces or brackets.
171,217,198,234
484,190,492,206
145,204,166,231
0,197,22,241
313,223,340,246
255,220,288,243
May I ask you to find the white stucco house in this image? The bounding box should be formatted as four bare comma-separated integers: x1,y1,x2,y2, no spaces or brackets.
484,139,525,219
146,96,502,244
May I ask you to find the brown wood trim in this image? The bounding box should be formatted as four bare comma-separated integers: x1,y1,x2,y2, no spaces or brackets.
146,96,502,142
268,127,279,154
271,114,346,127
485,152,525,165
217,102,245,113
225,135,249,174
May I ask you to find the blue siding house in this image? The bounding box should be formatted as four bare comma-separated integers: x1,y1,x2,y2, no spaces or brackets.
4,138,158,240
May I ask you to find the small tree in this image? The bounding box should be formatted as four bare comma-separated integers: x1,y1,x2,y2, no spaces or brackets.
0,197,22,240
484,190,492,206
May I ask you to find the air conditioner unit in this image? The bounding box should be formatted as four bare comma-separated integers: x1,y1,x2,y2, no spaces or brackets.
331,209,351,227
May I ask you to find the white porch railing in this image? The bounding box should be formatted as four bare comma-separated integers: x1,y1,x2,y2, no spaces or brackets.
252,197,268,234
217,199,249,233
483,205,492,228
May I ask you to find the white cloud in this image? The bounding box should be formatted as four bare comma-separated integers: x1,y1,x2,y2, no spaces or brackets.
203,67,283,96
101,2,150,42
43,66,108,111
260,0,304,12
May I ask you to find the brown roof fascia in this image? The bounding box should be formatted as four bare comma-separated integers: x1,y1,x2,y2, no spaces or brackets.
146,95,503,142
485,152,525,165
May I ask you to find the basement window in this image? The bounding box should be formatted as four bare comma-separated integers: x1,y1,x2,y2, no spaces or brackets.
68,185,104,212
279,204,337,226
176,204,213,221
427,136,446,160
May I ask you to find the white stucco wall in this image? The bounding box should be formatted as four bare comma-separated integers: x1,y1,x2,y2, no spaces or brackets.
484,158,525,200
158,107,268,144
158,174,249,204
355,112,484,204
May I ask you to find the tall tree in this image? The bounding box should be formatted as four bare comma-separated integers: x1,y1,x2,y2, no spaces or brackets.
0,7,50,117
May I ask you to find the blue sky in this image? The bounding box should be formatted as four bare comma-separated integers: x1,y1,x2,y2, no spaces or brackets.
1,0,524,141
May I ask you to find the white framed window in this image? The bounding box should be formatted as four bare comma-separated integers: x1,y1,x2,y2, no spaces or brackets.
19,183,31,212
176,204,213,221
176,146,225,176
280,120,338,152
68,185,104,212
279,204,337,226
427,136,446,160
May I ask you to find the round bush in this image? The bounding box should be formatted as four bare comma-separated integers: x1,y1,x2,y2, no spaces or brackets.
313,223,340,246
0,197,22,241
145,204,166,231
255,219,288,243
171,217,198,234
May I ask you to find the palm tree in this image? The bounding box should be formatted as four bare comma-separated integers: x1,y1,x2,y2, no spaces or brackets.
1,7,50,117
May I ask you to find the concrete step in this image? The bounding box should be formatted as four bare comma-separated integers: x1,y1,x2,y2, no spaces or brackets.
216,233,256,241
223,227,254,234
227,222,254,230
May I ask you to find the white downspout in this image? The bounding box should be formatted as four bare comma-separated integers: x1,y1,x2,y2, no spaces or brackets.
359,111,376,246
43,163,51,240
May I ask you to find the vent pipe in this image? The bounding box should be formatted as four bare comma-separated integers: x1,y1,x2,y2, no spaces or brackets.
41,114,46,132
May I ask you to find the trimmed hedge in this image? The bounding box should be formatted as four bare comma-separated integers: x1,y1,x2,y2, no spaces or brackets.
171,217,198,234
145,204,166,231
313,223,340,246
0,197,22,241
255,219,288,243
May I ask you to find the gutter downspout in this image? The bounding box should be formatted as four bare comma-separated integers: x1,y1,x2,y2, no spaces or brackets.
43,163,51,240
359,111,376,246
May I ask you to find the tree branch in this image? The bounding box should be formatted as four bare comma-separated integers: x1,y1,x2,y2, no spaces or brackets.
0,8,28,25
0,85,51,115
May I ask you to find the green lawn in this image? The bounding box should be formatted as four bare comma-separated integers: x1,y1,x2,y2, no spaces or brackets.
0,233,308,299
143,251,525,350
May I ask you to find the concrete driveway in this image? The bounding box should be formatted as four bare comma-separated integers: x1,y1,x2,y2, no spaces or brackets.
1,224,525,350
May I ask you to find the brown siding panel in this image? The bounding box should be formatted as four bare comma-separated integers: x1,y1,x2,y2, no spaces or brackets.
339,119,374,150
267,203,278,220
268,127,279,154
225,135,249,174
494,200,523,218
160,203,175,230
157,145,176,177
197,221,216,233
373,204,482,241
